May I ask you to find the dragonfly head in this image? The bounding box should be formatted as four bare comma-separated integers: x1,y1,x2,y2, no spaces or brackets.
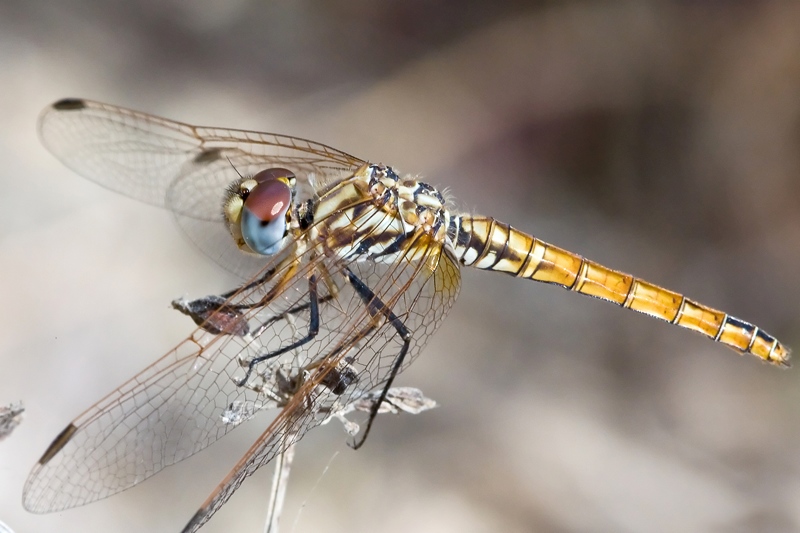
223,168,296,255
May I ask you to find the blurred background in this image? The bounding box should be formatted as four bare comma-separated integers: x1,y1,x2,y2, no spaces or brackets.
2,2,800,532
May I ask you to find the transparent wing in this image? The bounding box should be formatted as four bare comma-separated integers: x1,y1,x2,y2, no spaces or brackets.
182,237,462,533
22,240,312,512
22,196,460,517
38,98,367,278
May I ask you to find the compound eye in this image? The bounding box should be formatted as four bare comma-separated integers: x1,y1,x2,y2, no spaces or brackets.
252,167,295,184
240,171,293,255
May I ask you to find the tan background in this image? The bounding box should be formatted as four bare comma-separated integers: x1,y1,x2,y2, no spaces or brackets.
2,2,800,532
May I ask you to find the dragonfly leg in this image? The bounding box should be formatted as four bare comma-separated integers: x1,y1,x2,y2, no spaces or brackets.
249,292,335,339
236,274,320,387
344,267,411,449
219,262,281,301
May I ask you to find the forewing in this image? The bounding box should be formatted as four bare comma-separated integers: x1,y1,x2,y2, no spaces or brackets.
38,98,365,207
22,217,356,513
38,98,366,278
181,236,462,533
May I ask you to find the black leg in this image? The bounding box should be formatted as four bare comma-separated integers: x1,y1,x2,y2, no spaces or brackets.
236,274,320,387
343,267,411,449
219,263,280,301
250,292,335,339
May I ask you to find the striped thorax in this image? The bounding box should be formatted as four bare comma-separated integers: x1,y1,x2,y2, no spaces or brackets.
312,164,451,264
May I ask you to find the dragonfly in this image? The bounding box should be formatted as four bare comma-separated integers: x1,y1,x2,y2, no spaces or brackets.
24,98,791,533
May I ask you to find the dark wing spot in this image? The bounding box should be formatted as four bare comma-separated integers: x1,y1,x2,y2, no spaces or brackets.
194,148,223,164
38,423,79,465
52,98,87,111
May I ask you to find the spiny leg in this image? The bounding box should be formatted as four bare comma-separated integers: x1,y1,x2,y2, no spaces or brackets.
343,267,411,450
236,273,320,387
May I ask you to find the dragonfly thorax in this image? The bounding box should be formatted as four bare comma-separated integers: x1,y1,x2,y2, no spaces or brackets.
366,165,449,238
312,165,451,265
223,168,297,255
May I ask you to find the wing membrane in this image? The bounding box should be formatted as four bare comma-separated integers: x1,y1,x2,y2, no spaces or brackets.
23,250,305,512
39,99,365,207
23,195,364,512
38,99,366,278
23,188,460,519
183,237,461,533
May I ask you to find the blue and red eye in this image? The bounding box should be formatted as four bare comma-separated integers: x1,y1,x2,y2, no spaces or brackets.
240,168,295,255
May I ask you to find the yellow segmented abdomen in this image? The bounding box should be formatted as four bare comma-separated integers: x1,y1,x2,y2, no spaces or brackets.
450,215,790,367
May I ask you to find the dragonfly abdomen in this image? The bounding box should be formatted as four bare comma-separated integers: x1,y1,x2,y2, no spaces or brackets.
449,215,790,367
